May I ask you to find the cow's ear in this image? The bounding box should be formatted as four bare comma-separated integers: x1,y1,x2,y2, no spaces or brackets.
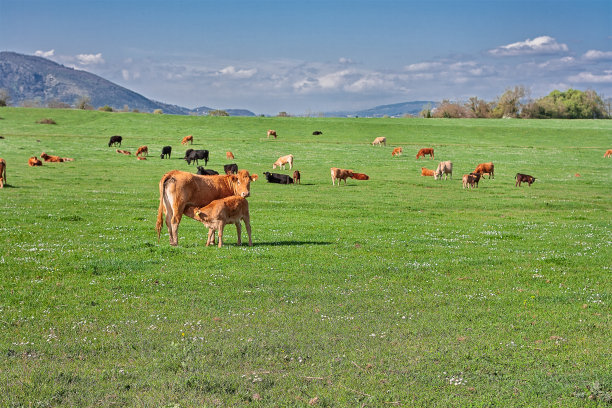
250,174,259,181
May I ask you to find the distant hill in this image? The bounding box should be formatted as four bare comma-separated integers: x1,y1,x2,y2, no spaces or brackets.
325,101,437,118
0,51,256,116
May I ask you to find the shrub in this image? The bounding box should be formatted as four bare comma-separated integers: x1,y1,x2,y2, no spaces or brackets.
98,105,113,112
208,109,229,116
47,99,71,109
153,109,163,115
432,100,475,118
0,88,10,107
75,96,93,110
36,118,57,125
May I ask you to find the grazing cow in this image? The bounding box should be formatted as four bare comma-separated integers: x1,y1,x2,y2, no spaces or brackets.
184,149,209,166
604,149,612,158
136,146,148,157
28,156,43,167
0,158,5,188
137,156,147,161
462,174,476,189
421,167,435,177
193,196,252,248
181,135,193,145
434,161,453,180
273,154,294,170
293,170,301,184
160,145,172,159
474,162,494,179
416,148,434,160
263,172,293,184
40,152,74,162
267,129,277,139
351,172,369,180
312,131,323,135
157,169,258,246
108,135,122,147
224,163,238,175
197,166,219,175
469,172,482,188
226,151,234,160
372,137,386,146
515,173,536,187
331,167,354,186
391,147,403,157
116,149,131,155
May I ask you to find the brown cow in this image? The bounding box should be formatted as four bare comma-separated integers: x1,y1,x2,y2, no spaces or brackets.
0,158,5,188
604,149,612,158
416,148,434,160
156,169,258,246
193,196,252,248
273,154,294,170
116,149,131,155
391,147,403,157
421,167,434,177
372,136,386,146
182,135,194,145
267,129,277,139
331,167,354,186
469,172,482,187
474,162,494,179
136,146,148,157
28,156,43,167
351,172,369,180
515,173,536,187
226,151,235,160
40,152,74,162
293,170,301,184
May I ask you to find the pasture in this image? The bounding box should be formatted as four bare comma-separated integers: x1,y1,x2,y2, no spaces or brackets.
0,107,610,406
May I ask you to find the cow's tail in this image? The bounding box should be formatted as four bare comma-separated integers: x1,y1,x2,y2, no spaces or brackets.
156,172,173,241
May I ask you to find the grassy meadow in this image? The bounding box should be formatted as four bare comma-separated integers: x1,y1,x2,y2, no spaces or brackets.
0,107,610,407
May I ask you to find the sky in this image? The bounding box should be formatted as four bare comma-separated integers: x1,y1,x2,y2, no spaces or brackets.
1,0,611,115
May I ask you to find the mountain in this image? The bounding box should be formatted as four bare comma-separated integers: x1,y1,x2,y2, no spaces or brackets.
325,101,437,118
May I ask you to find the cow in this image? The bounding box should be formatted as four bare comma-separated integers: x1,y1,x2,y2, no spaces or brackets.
462,174,476,189
226,151,235,160
351,173,369,180
391,147,403,157
312,131,323,135
181,135,193,145
108,135,122,147
116,149,131,155
197,166,219,175
40,152,74,162
28,156,43,167
263,172,293,184
421,167,435,177
184,149,209,166
224,164,238,175
474,162,494,179
331,167,354,186
0,158,5,188
160,146,172,159
515,173,536,187
469,172,482,187
193,196,252,248
372,137,386,146
136,146,148,157
267,129,277,139
434,161,453,180
137,156,147,161
156,169,258,246
604,149,612,158
293,170,301,184
416,148,434,160
273,154,293,170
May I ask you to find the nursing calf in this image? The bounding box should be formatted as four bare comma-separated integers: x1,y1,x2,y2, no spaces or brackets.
194,196,252,248
331,167,353,186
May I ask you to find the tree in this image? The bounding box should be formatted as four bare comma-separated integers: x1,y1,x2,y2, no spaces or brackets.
75,96,92,110
432,100,475,118
491,85,527,118
521,89,608,119
0,89,11,107
466,97,492,118
208,109,229,116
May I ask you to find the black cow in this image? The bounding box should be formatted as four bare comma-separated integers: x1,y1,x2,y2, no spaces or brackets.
515,173,536,187
184,149,209,166
469,172,482,188
196,166,219,175
160,145,172,159
108,135,122,147
312,131,323,135
224,163,238,175
263,171,293,184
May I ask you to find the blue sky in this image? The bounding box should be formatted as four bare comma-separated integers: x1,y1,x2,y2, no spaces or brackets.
1,0,610,114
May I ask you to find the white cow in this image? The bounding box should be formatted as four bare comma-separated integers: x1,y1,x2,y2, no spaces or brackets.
434,161,453,180
273,154,294,170
372,136,386,146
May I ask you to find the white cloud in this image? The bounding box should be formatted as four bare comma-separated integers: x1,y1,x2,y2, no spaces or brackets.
339,57,354,65
489,36,569,56
583,50,612,60
122,69,130,81
218,65,257,78
568,71,612,83
537,56,576,69
34,49,55,58
405,62,443,72
76,53,104,65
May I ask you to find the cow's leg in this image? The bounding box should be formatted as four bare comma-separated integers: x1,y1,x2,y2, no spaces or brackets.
206,228,215,246
218,223,225,248
243,216,252,246
235,221,242,245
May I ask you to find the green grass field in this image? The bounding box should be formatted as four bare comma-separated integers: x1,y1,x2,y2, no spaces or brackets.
0,107,610,407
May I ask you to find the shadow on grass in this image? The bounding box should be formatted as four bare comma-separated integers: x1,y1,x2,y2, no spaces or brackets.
249,240,333,247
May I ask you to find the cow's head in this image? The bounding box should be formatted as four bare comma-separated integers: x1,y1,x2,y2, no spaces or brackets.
230,170,258,197
434,170,441,180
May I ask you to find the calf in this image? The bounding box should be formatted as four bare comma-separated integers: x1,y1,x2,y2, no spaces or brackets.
267,129,277,139
28,156,43,167
474,162,494,179
193,196,252,248
263,172,293,184
181,135,193,145
604,149,612,158
434,161,453,180
515,173,536,187
421,167,435,177
330,167,354,186
136,145,148,157
160,145,172,159
273,154,294,170
184,149,209,166
391,147,403,157
312,131,323,135
41,152,74,162
416,148,434,159
197,166,219,175
351,172,369,180
116,149,131,155
108,135,122,147
462,174,476,189
293,170,301,184
372,136,386,146
469,172,482,187
226,151,235,160
0,158,5,188
224,163,238,175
